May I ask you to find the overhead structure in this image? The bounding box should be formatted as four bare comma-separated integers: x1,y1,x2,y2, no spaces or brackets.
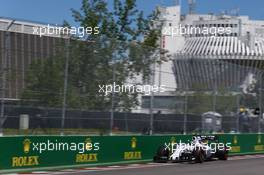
188,0,196,14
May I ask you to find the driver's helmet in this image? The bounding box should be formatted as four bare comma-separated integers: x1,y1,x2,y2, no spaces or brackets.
192,136,202,143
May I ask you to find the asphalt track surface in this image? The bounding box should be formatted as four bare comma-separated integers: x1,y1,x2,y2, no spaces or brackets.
66,157,264,175
8,155,264,175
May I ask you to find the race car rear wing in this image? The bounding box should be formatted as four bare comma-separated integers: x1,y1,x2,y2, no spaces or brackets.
197,135,218,141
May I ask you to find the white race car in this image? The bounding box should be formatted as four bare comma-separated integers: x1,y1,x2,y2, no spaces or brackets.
153,135,228,163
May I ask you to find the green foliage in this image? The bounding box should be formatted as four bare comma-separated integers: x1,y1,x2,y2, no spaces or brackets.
21,0,164,111
21,56,64,107
187,92,238,114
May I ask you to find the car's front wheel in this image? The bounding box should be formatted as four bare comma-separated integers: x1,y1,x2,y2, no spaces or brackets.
153,145,170,162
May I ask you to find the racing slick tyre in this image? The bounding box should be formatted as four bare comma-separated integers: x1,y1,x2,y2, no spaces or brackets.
153,145,170,163
217,150,228,160
194,148,205,163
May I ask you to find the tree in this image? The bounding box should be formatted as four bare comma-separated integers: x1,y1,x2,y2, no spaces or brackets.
21,0,165,111
21,56,64,107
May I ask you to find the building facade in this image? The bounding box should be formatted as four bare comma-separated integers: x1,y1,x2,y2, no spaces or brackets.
0,17,63,100
138,3,264,113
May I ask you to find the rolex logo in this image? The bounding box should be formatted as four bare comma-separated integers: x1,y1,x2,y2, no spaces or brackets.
170,137,176,144
131,137,137,149
257,135,262,144
233,136,238,145
85,138,92,144
23,139,31,154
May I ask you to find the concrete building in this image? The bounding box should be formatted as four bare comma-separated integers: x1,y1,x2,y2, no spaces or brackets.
136,2,264,113
0,17,63,100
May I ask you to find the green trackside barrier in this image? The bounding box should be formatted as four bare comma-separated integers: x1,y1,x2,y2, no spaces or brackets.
0,134,263,172
217,134,264,155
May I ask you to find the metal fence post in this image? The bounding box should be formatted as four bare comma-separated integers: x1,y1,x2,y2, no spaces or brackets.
149,61,156,135
258,73,263,133
61,39,70,136
110,59,116,136
0,20,15,136
236,93,240,133
183,92,188,134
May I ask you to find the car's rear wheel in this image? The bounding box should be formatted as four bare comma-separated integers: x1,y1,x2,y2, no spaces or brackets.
194,148,205,163
217,150,228,160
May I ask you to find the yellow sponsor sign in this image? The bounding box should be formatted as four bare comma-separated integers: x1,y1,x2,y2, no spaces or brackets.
131,137,137,149
254,145,264,151
76,153,98,163
170,137,176,144
124,151,142,160
12,156,39,167
23,139,31,154
257,135,262,144
123,137,142,160
230,146,240,153
233,136,238,145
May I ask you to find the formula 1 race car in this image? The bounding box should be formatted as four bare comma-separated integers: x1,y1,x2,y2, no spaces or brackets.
153,135,229,163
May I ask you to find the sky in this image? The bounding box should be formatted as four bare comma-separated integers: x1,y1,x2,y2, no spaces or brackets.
0,0,263,25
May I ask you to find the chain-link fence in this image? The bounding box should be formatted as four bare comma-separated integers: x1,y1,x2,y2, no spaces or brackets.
0,29,264,135
1,104,264,135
